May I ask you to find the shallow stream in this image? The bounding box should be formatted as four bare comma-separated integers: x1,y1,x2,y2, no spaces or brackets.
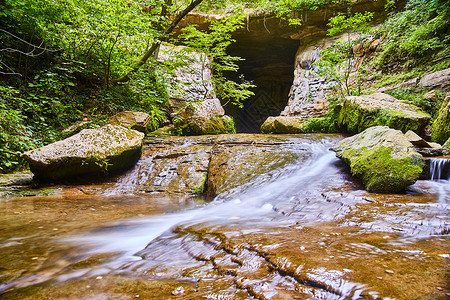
0,134,448,299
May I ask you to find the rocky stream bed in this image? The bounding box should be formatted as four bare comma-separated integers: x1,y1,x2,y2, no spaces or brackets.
0,134,449,299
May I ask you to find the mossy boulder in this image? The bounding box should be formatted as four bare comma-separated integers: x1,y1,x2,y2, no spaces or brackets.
431,94,450,145
24,125,144,181
261,116,305,133
337,93,431,134
176,115,235,135
332,126,424,193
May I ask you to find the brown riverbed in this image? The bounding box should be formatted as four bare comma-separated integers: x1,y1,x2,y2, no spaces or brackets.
0,134,448,299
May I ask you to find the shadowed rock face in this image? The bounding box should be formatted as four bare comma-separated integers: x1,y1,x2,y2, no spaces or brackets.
332,126,424,193
24,125,144,182
159,45,236,135
224,35,298,132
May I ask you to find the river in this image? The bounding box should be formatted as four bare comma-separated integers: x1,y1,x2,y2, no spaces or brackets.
0,134,448,299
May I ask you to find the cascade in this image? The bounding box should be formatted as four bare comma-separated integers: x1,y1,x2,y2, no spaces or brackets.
429,158,450,180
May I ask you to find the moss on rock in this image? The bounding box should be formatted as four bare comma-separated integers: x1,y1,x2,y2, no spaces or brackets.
332,126,424,193
431,94,450,145
337,93,431,134
260,116,305,133
347,146,423,193
176,115,236,135
24,125,144,181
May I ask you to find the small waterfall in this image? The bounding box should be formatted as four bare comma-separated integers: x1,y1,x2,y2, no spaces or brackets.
429,158,450,180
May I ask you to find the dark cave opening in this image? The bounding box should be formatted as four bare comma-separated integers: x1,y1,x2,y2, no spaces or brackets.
223,35,299,133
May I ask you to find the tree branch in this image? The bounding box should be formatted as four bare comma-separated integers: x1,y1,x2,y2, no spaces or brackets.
112,0,203,84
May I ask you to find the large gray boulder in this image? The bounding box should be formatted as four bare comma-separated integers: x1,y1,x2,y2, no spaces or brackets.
332,126,424,193
261,116,305,133
419,68,450,91
337,93,430,134
24,125,144,181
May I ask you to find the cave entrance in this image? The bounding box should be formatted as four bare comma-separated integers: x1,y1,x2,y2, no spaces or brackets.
223,35,299,133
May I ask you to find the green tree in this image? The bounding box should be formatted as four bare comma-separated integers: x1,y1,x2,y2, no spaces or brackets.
179,14,255,107
313,11,374,97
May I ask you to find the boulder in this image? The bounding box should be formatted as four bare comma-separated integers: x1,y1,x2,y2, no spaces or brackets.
443,138,450,155
404,130,431,148
332,126,424,193
261,116,305,133
24,125,144,181
431,94,450,145
337,93,431,134
419,68,450,91
110,111,152,133
405,130,443,156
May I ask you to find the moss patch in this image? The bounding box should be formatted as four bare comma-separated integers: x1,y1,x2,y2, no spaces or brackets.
336,95,431,134
177,115,236,136
345,146,422,193
431,95,450,144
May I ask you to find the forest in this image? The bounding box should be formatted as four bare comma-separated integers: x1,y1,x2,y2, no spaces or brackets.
1,0,448,172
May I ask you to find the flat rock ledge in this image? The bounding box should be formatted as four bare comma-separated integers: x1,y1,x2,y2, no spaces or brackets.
24,125,145,181
332,126,424,193
337,93,430,134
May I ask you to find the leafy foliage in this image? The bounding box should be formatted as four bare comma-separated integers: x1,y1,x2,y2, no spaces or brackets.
313,12,374,97
374,0,450,70
179,14,255,107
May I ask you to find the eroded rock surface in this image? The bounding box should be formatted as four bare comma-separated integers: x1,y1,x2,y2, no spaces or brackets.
24,125,144,181
109,134,322,199
206,134,316,198
109,111,152,133
159,45,235,135
337,93,430,134
332,126,424,193
419,68,450,91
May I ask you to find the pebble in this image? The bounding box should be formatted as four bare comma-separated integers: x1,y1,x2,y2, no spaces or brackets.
385,270,394,274
299,246,305,251
377,277,383,280
96,276,103,280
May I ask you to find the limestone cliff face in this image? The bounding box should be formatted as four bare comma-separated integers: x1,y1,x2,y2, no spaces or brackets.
158,45,236,135
175,0,403,133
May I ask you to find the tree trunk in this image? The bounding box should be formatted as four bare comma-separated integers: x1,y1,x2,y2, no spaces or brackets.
111,0,203,84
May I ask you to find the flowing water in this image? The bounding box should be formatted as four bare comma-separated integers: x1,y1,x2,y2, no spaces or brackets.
0,134,448,299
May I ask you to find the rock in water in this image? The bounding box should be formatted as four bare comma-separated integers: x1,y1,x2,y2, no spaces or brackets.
337,93,430,134
332,126,424,193
24,125,144,181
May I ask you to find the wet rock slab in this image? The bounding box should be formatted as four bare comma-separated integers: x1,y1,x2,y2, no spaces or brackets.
207,134,322,198
108,134,330,199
